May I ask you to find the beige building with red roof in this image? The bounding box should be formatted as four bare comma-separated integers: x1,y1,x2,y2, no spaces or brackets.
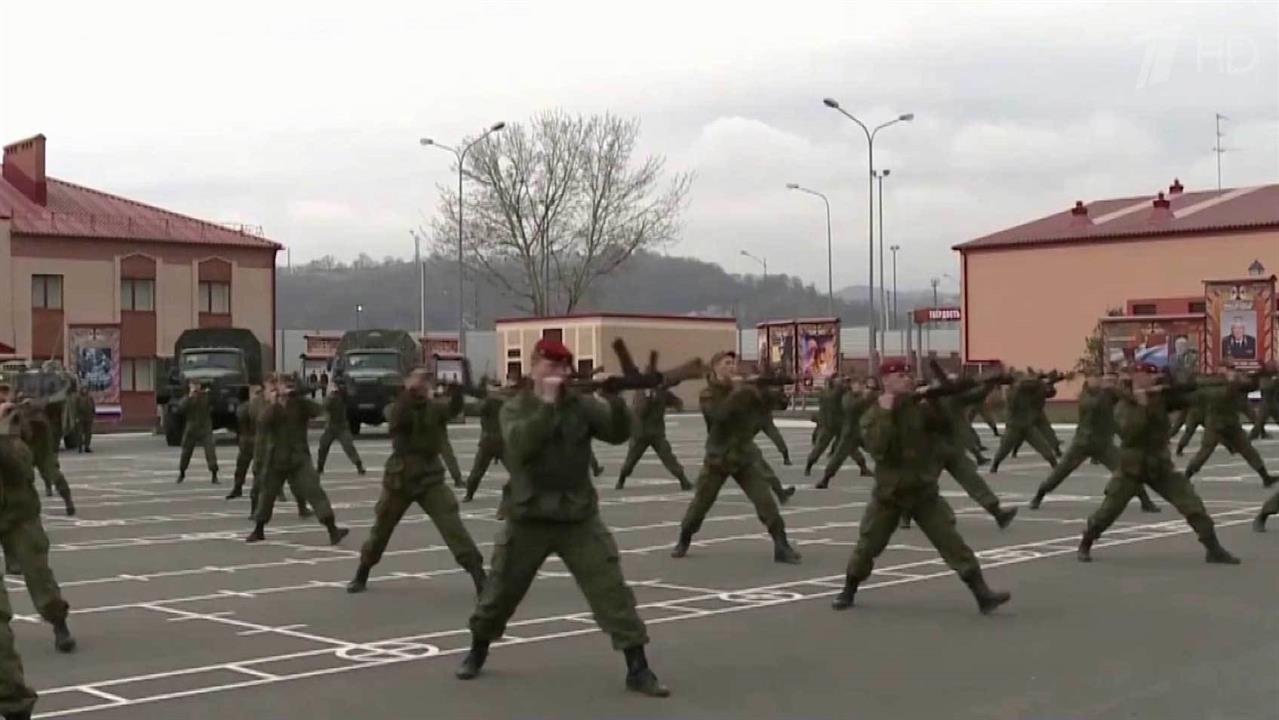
0,134,279,424
954,179,1279,398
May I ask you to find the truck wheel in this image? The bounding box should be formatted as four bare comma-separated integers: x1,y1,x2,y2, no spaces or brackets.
164,411,184,447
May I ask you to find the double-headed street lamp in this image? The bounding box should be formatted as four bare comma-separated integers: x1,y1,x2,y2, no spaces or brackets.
420,121,506,355
740,249,768,280
822,98,913,374
873,168,891,348
787,183,834,316
889,244,901,328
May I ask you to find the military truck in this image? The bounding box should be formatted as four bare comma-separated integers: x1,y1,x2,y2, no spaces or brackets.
0,361,80,450
330,329,419,434
156,328,263,446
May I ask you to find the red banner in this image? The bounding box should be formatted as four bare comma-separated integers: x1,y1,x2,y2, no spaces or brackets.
913,307,961,323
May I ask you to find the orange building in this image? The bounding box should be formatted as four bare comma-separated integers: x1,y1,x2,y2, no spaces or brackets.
956,180,1279,398
0,134,279,424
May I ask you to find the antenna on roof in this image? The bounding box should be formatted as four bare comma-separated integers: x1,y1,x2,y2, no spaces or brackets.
1213,113,1233,191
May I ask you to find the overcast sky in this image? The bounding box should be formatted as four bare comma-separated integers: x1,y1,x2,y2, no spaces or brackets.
2,1,1276,292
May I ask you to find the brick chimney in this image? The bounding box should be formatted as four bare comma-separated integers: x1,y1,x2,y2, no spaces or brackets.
1148,191,1173,224
1169,178,1184,195
2,134,48,206
1069,200,1092,228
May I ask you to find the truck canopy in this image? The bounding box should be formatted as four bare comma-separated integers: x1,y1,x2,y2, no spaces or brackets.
173,328,263,385
334,329,419,375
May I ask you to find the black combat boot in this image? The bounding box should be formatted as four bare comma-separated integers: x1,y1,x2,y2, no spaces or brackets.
670,529,693,559
993,506,1018,530
1076,528,1097,563
899,514,912,529
779,486,797,504
246,522,266,543
1028,489,1046,510
176,472,185,485
975,453,990,466
1263,472,1278,489
211,470,219,485
1201,532,1241,564
44,484,54,497
455,638,490,680
1138,495,1161,513
53,620,76,653
770,526,801,564
1254,511,1270,533
962,571,1011,614
467,564,487,596
4,711,32,719
858,464,873,477
814,476,831,489
298,502,314,518
614,475,627,491
60,489,76,517
323,518,350,545
781,453,792,467
623,646,670,697
677,475,693,491
356,465,367,476
831,575,859,610
346,564,371,593
225,483,243,500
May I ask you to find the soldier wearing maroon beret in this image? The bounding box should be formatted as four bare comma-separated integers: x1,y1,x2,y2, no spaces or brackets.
459,337,669,697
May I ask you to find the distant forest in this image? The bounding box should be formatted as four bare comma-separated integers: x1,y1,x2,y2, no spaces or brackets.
276,251,950,331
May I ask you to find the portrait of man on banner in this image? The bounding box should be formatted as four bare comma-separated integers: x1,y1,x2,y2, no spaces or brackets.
67,326,121,405
1203,278,1276,372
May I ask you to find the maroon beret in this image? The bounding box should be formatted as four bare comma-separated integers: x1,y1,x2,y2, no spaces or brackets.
880,359,912,375
534,338,574,365
1132,362,1162,375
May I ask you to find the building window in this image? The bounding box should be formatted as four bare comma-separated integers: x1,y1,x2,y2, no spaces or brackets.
1188,301,1206,314
1131,303,1157,316
505,361,523,382
121,358,156,392
121,278,156,312
506,348,521,359
576,358,594,377
32,275,63,309
199,282,231,314
542,328,563,343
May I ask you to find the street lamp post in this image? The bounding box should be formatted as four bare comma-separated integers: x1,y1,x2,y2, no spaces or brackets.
786,183,834,316
740,250,768,280
889,244,901,329
873,169,891,350
355,304,364,331
420,121,506,356
410,230,426,335
823,98,913,376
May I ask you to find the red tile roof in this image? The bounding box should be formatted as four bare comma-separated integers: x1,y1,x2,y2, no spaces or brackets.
0,174,279,249
954,183,1279,252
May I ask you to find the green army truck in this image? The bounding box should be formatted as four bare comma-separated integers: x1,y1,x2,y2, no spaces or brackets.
330,329,419,434
0,361,80,450
156,328,264,446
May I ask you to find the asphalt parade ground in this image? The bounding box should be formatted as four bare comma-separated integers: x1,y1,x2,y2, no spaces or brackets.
12,418,1279,720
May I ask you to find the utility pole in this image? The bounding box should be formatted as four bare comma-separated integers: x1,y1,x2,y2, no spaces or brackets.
411,230,426,335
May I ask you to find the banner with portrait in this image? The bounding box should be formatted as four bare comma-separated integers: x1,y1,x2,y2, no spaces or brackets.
67,325,121,409
797,321,840,381
767,323,795,377
1204,277,1276,372
1100,316,1205,375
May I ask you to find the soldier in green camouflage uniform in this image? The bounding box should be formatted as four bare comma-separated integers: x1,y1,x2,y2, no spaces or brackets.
814,378,874,489
1031,372,1063,456
462,382,510,502
440,422,466,488
671,351,802,564
73,387,94,453
226,385,262,501
1077,363,1240,564
458,338,668,698
615,387,691,490
1249,371,1278,440
347,369,485,594
967,383,1001,439
0,400,40,720
6,398,74,517
925,375,1019,528
804,377,847,475
1029,373,1160,512
1172,391,1207,456
1182,367,1275,485
831,360,1011,614
176,383,219,484
245,379,303,517
989,372,1059,472
246,375,348,545
0,388,77,655
316,384,365,475
757,388,792,465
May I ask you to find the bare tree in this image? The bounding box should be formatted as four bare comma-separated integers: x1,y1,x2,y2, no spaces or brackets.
430,111,691,315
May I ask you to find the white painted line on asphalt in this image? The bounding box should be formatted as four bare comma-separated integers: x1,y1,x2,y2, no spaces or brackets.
33,508,1261,719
